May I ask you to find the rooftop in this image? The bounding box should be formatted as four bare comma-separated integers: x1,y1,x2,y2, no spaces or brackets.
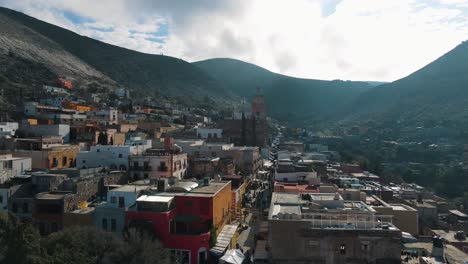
110,185,150,193
36,192,69,200
137,195,174,203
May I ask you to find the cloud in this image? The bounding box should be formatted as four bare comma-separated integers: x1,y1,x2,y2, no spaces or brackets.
0,0,467,82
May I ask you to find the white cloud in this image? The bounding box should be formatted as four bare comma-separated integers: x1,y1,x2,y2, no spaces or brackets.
1,0,468,81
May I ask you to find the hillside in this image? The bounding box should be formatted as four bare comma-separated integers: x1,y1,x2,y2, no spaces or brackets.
194,58,374,122
0,7,230,103
344,40,468,124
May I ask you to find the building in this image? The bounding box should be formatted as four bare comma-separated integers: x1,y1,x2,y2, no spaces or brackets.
268,192,402,264
33,192,72,235
126,180,232,264
94,184,150,236
371,196,419,236
221,89,268,148
129,138,188,180
222,146,262,175
0,122,18,137
0,154,31,183
19,124,71,143
88,108,119,125
278,141,304,153
195,128,223,140
124,137,152,155
77,145,131,170
13,145,80,170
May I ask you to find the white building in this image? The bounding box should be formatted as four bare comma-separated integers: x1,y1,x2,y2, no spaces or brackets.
20,124,70,143
175,140,233,158
195,128,223,139
125,137,152,155
77,145,130,170
0,122,18,137
0,154,32,183
129,148,188,180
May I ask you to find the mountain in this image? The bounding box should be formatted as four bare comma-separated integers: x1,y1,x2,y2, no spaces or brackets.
344,40,468,124
194,58,374,122
0,7,230,104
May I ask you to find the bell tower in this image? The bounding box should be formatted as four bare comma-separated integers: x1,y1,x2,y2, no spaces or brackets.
251,87,266,118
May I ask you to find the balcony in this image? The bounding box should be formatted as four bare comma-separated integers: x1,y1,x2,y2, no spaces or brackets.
157,166,168,172
129,166,152,171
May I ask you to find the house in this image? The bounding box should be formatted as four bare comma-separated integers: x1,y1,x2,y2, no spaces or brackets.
94,184,150,236
268,192,402,264
19,124,71,143
126,179,233,264
77,145,131,170
13,144,80,170
0,154,31,183
196,128,223,139
128,138,188,180
0,122,18,137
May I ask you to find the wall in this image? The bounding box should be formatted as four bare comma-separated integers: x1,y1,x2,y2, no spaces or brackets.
269,220,402,264
77,145,130,170
212,182,232,234
129,153,188,180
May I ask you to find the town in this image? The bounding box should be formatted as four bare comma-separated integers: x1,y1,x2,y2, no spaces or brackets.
0,78,467,264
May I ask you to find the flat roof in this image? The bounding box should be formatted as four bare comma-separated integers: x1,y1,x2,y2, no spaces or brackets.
36,192,68,200
110,185,149,193
137,195,174,203
190,181,230,194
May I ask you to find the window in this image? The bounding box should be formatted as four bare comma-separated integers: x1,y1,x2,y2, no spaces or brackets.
22,203,28,213
340,244,346,255
12,202,18,213
118,197,125,208
111,219,116,232
110,196,117,203
185,200,193,207
51,222,58,232
102,218,108,230
0,195,3,204
118,154,123,158
62,157,67,167
82,160,86,163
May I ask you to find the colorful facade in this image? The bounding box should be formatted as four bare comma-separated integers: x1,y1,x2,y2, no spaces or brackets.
126,180,232,264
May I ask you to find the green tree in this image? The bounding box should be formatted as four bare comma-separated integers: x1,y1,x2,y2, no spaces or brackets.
0,214,46,264
44,227,120,264
113,226,171,264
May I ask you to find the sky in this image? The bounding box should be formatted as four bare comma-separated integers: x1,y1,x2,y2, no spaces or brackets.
1,0,468,82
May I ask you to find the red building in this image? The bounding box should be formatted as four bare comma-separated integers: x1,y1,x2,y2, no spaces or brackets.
55,78,73,90
126,180,232,264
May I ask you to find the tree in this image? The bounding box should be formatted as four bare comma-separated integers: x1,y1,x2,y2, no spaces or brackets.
44,226,120,264
113,226,171,264
241,112,246,146
97,131,106,145
0,214,46,264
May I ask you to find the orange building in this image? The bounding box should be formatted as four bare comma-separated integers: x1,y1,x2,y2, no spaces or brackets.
62,101,92,112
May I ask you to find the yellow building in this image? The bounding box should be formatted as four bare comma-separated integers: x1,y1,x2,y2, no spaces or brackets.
14,145,80,170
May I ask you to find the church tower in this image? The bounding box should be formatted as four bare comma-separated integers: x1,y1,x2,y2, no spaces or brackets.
251,87,266,118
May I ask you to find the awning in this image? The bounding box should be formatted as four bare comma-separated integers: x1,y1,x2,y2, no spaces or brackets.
209,224,238,256
219,249,245,264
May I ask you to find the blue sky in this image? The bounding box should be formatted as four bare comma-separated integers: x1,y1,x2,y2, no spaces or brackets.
1,0,467,82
